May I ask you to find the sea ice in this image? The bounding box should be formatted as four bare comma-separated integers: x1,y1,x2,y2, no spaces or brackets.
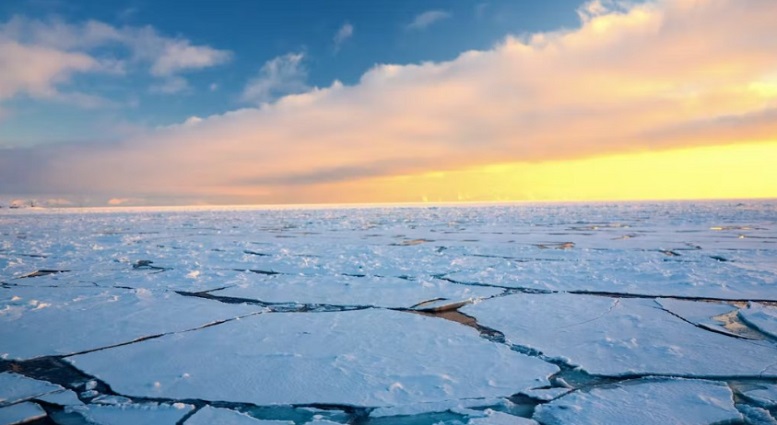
67,309,558,406
0,372,64,405
741,384,777,408
0,286,262,359
739,303,777,339
186,406,292,425
0,402,46,424
462,293,777,377
533,378,741,425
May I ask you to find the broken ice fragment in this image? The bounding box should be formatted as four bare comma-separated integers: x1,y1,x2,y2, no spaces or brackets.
0,372,64,406
534,378,742,425
740,383,777,408
739,303,777,339
0,402,47,425
67,403,193,425
185,406,291,425
654,298,742,338
469,409,538,424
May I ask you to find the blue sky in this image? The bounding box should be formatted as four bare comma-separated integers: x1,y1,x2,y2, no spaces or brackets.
0,0,584,147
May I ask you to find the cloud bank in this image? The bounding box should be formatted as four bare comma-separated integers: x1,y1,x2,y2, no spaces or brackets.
2,0,776,204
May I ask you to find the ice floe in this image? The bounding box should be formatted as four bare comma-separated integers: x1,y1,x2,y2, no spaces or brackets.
0,286,262,359
0,372,63,405
534,378,741,425
0,401,47,424
68,309,558,406
462,293,777,377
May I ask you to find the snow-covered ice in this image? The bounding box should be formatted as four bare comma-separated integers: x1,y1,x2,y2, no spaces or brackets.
2,201,776,423
534,378,742,424
67,309,557,406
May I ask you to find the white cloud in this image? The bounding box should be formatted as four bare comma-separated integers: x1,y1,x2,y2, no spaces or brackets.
242,52,309,104
2,0,777,203
333,22,354,51
406,10,452,30
0,16,230,103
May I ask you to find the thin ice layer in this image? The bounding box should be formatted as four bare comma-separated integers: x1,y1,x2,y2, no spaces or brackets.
739,303,777,339
67,403,193,425
210,274,500,308
469,410,538,425
186,406,292,425
534,378,741,425
0,286,261,359
462,293,777,377
0,372,64,405
68,309,558,407
0,402,47,424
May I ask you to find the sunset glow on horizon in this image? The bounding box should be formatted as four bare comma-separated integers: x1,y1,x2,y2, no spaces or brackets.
1,0,776,206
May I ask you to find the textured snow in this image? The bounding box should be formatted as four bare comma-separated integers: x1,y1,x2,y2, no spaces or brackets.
68,309,557,406
739,303,777,339
209,274,499,309
185,406,290,425
462,293,777,377
0,372,64,405
534,378,741,425
0,286,261,359
67,403,193,425
0,402,46,425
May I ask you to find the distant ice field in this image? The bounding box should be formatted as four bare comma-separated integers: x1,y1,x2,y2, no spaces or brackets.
1,200,776,424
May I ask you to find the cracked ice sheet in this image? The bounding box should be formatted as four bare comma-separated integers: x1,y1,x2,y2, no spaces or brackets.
739,303,777,339
654,298,739,336
67,309,558,407
462,293,777,377
210,274,501,309
0,286,261,359
534,378,741,425
0,372,64,405
67,403,193,425
741,384,777,408
186,406,292,425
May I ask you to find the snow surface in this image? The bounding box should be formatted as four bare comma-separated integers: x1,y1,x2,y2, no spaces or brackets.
534,378,742,425
468,409,537,425
0,286,262,359
185,406,292,425
0,401,46,424
68,309,558,406
739,303,777,339
462,293,777,377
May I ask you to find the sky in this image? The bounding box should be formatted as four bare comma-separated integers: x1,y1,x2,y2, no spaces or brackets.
0,0,776,206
